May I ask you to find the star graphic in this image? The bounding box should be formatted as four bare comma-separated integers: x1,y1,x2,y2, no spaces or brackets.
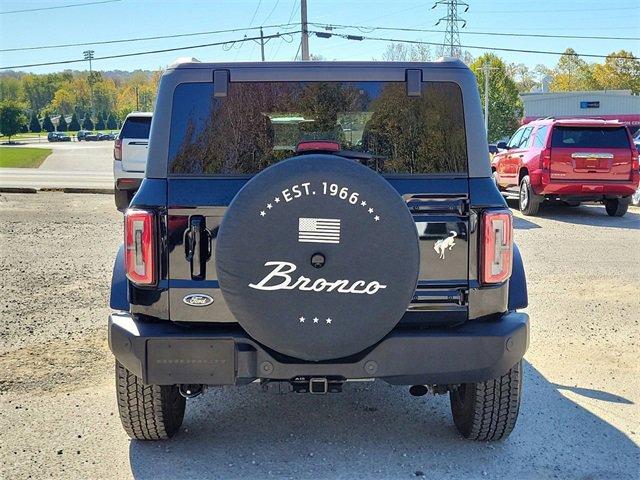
374,215,380,222
361,200,367,206
313,317,319,324
274,197,280,203
260,211,266,217
267,203,273,209
368,208,374,214
326,318,332,324
299,316,305,323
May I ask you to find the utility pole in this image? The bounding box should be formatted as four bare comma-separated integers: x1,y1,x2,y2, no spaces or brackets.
433,0,468,58
251,27,277,61
83,50,95,116
300,0,310,60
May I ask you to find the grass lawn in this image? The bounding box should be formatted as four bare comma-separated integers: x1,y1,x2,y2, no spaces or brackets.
0,147,52,168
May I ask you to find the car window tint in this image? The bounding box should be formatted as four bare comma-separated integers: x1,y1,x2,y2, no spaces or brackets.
533,125,548,148
507,128,525,148
120,117,151,139
167,81,468,175
551,126,630,148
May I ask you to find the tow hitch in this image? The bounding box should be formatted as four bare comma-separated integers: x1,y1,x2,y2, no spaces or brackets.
261,377,344,394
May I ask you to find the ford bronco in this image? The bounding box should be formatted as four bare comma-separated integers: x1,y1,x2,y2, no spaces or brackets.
109,60,529,442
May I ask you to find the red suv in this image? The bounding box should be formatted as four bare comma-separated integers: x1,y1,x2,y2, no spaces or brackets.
492,118,639,216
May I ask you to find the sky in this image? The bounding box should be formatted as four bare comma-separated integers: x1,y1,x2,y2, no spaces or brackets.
0,0,639,74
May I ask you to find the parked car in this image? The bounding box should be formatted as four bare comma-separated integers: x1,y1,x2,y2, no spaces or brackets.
76,130,90,141
633,132,640,206
488,143,498,160
47,131,71,142
492,118,639,216
84,132,101,141
98,132,117,141
109,60,529,442
113,112,152,211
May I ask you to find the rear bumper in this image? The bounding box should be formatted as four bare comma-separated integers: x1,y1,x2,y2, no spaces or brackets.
112,160,144,191
533,169,639,197
108,311,529,386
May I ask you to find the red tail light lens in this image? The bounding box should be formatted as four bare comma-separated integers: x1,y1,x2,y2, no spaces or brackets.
114,138,122,161
295,140,340,153
541,148,551,170
125,209,156,285
481,209,513,285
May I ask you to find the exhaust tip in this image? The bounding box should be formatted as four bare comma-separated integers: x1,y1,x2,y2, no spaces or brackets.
179,384,204,398
409,385,429,397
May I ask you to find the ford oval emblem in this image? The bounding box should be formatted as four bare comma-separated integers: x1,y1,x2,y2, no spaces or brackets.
183,294,214,307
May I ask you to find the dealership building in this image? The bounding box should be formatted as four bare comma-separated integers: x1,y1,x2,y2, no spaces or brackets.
520,90,640,135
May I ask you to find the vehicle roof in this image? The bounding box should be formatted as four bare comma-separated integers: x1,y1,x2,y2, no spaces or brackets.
125,112,153,118
527,117,625,127
166,59,468,71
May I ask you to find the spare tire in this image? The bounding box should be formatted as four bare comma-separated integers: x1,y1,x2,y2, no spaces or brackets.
216,154,419,361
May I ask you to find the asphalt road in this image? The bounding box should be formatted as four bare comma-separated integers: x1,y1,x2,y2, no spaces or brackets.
0,193,638,479
0,142,113,190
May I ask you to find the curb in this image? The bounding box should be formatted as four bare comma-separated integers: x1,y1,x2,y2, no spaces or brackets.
0,187,113,194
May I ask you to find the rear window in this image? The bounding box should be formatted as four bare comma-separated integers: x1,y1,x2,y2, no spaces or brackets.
120,116,151,139
551,126,630,149
168,81,467,175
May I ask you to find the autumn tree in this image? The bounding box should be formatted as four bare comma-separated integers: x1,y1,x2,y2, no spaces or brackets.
470,53,523,142
550,48,598,91
592,50,640,94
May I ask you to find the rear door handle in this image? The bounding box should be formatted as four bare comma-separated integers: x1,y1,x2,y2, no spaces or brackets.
128,141,149,146
185,216,211,280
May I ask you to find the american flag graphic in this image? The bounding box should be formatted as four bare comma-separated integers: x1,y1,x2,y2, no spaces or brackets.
298,217,341,244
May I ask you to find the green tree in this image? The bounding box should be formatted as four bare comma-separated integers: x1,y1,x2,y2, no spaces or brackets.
82,113,94,130
58,114,68,132
106,113,118,130
69,112,81,131
0,101,27,142
42,114,55,132
470,53,523,142
95,112,105,130
29,113,42,133
0,77,23,102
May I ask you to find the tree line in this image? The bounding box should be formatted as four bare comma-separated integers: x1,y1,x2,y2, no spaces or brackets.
0,69,161,139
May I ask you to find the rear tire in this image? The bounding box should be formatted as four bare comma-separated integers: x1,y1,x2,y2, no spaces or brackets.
115,361,185,440
450,360,522,441
519,176,541,216
605,198,629,217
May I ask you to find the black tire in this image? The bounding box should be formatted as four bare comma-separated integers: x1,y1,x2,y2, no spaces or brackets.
519,175,541,216
565,201,580,207
604,198,629,217
450,360,522,441
114,188,131,212
115,361,185,440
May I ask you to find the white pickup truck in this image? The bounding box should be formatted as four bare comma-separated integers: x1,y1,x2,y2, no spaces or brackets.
113,112,152,211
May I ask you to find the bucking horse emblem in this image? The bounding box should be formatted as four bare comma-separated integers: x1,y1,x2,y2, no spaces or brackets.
434,231,457,259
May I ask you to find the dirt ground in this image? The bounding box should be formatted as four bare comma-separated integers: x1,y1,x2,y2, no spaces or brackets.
0,192,638,479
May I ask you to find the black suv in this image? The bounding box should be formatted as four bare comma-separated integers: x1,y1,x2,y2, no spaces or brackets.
109,60,529,442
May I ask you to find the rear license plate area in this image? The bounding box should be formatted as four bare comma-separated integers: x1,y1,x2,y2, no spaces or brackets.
147,339,236,385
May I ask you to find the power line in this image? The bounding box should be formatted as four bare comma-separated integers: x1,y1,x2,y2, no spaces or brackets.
309,31,639,60
310,22,640,42
0,31,301,70
0,23,299,53
0,0,121,15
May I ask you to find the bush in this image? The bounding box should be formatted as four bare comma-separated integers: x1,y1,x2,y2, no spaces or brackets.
42,114,55,132
95,112,105,130
107,113,118,130
69,113,81,131
82,113,94,130
29,113,41,133
58,115,68,132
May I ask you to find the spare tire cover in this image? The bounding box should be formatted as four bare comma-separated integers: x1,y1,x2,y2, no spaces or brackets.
216,154,419,361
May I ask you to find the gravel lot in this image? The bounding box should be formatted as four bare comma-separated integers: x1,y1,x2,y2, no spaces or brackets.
0,193,638,479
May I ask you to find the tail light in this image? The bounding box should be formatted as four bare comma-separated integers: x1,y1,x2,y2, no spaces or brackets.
114,138,122,161
296,140,340,153
481,209,513,285
541,148,551,170
125,209,156,285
